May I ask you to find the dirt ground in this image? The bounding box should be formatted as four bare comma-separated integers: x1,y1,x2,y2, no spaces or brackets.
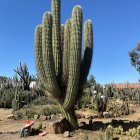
0,105,140,140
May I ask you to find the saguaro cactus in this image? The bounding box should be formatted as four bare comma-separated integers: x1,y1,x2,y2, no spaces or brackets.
34,0,93,129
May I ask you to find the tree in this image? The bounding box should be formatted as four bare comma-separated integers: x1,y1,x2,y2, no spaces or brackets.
129,43,140,73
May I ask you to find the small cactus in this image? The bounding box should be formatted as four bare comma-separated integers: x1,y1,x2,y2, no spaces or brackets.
137,126,140,135
105,125,113,140
12,88,21,111
126,128,137,137
113,126,123,135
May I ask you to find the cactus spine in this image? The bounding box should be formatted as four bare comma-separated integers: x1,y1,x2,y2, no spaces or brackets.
34,0,93,129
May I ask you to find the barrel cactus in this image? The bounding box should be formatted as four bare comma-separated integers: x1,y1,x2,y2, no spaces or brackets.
34,0,93,129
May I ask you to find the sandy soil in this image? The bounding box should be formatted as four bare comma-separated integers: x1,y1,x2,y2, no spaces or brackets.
0,105,140,140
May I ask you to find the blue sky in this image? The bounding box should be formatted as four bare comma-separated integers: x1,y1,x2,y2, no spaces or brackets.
0,0,140,84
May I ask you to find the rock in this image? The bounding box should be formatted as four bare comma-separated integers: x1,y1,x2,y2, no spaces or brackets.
108,112,114,118
129,109,135,114
63,131,70,137
7,114,15,120
79,122,86,127
51,114,55,120
40,115,47,121
85,114,92,119
76,114,82,119
93,114,98,118
98,113,103,118
47,115,51,120
76,113,85,119
103,112,110,118
34,114,40,119
45,117,71,134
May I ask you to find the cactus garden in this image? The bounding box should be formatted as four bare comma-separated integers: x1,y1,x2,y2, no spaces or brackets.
0,0,140,140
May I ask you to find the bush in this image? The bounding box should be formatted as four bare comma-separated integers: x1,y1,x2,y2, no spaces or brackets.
15,104,61,119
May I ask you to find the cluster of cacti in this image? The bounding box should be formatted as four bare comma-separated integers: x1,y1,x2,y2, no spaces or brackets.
14,62,32,91
34,0,93,129
120,100,130,115
0,88,15,108
82,133,89,140
113,126,123,135
124,126,140,139
105,125,113,140
126,128,137,137
12,89,38,111
94,87,108,113
0,76,13,89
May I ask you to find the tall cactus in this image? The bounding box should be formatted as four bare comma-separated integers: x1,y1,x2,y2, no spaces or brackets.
34,0,93,129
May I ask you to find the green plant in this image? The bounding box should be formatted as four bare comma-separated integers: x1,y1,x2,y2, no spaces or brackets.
113,126,123,135
137,125,140,135
105,125,113,140
34,0,93,129
82,133,89,140
126,128,137,137
12,88,21,111
14,62,32,91
0,88,16,108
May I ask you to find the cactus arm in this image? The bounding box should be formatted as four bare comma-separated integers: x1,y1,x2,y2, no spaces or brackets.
62,19,71,86
80,20,93,86
42,12,61,98
34,25,48,90
60,24,64,52
63,6,82,110
52,0,61,77
60,24,64,84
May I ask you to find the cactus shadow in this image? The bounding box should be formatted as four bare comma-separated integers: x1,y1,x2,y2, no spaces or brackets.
79,119,140,132
111,119,140,132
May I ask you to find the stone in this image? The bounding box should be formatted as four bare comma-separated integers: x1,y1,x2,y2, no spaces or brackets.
108,112,114,118
98,112,103,118
40,115,47,121
46,117,71,134
51,114,55,119
103,112,110,118
79,122,86,127
46,115,51,120
7,114,15,120
76,114,82,119
63,131,70,137
93,114,98,118
34,114,40,119
85,114,92,119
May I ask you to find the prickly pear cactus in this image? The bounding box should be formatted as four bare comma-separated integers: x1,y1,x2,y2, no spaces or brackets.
34,0,93,129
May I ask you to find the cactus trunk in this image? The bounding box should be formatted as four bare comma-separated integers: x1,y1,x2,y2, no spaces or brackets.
59,103,78,129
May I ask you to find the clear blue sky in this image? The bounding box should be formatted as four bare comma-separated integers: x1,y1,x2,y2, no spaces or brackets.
0,0,140,84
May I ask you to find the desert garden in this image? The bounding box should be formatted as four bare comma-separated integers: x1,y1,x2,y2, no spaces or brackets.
0,0,140,140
